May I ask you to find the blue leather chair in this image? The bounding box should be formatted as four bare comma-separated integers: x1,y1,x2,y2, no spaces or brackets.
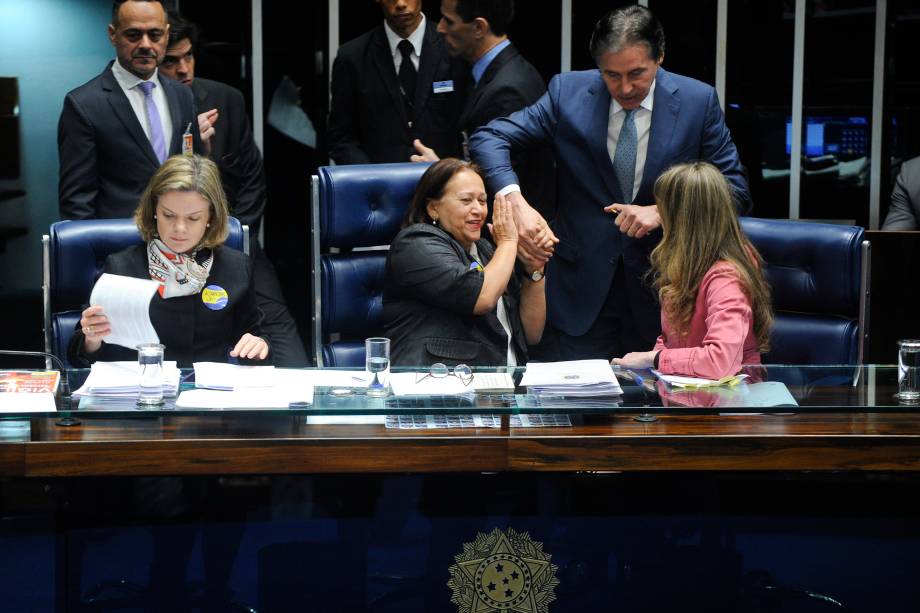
311,163,431,366
740,217,870,364
43,217,247,367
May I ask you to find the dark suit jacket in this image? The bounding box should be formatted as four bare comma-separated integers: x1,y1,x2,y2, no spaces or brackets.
67,244,267,368
328,20,466,164
383,224,527,367
459,42,556,218
191,77,266,231
470,68,751,339
882,156,920,230
58,61,203,220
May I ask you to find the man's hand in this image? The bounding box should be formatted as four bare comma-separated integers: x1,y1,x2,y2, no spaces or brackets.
604,203,661,238
410,139,439,163
198,108,219,156
506,191,558,264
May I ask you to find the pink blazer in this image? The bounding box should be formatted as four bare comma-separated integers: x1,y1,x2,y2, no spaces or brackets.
654,261,761,379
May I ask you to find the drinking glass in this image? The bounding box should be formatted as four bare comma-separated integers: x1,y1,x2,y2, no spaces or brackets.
137,343,165,405
897,339,920,403
365,337,391,397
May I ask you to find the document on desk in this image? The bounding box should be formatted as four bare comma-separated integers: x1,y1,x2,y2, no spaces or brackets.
0,392,56,412
389,372,470,396
176,387,309,409
652,371,748,389
72,360,180,398
520,359,622,396
193,362,276,390
89,273,160,350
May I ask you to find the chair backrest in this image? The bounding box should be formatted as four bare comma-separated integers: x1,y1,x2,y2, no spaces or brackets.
43,217,247,367
311,162,431,367
740,217,870,364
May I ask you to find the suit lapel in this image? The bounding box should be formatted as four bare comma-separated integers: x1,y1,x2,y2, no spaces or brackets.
640,68,680,202
161,77,184,156
371,26,410,132
586,77,621,201
101,65,160,167
459,43,515,128
413,21,443,116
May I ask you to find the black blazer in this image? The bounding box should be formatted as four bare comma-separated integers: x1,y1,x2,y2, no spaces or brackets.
192,77,266,232
382,224,527,367
58,62,203,220
67,244,268,368
460,43,556,218
328,20,466,164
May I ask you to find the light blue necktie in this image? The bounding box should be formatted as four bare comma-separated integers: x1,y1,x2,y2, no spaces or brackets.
612,108,637,203
137,80,167,164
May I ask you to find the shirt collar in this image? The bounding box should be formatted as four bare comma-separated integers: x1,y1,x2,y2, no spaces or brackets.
111,57,161,91
472,38,511,85
611,77,656,115
383,13,426,59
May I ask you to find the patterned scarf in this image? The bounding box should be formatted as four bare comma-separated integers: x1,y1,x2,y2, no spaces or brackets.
147,239,214,298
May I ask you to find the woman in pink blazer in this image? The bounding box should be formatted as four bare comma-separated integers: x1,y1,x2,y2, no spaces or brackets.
613,162,773,379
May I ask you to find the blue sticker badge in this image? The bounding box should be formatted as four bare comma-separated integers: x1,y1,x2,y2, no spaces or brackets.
433,80,454,94
202,285,229,310
469,261,484,272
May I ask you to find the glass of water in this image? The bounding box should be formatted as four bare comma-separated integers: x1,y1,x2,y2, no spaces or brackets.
137,343,165,405
897,339,920,403
365,337,391,397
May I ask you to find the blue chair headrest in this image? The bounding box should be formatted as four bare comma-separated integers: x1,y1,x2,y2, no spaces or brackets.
317,163,431,249
740,217,864,316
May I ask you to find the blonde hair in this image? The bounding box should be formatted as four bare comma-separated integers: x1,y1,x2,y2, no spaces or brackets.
134,155,230,248
650,162,773,352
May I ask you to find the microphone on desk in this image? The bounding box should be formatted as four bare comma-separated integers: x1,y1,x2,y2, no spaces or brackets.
0,349,71,397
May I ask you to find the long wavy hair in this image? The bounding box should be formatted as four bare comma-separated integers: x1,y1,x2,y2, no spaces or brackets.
650,162,773,352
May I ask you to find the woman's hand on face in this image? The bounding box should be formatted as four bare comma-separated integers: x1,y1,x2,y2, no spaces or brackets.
487,192,518,245
231,333,269,360
611,351,657,369
80,305,111,352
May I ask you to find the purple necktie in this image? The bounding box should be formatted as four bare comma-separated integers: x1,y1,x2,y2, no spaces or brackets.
137,80,167,164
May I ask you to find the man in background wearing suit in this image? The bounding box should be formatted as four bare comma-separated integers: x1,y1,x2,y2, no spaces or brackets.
411,0,556,219
58,0,202,220
882,156,920,230
470,6,751,360
328,0,466,164
159,12,308,367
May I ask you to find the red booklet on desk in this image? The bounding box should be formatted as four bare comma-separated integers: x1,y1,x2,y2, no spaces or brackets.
0,370,61,394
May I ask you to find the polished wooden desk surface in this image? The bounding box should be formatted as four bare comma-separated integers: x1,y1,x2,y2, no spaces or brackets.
2,365,919,476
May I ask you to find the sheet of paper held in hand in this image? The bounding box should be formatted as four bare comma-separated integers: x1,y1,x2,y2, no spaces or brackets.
89,273,160,349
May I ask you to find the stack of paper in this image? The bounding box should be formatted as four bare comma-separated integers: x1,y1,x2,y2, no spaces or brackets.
520,359,623,397
173,363,315,408
652,371,748,389
71,361,180,398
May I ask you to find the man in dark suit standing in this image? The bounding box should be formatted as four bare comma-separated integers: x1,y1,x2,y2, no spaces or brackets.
470,6,750,360
328,0,465,164
424,0,555,218
58,0,202,220
158,12,309,367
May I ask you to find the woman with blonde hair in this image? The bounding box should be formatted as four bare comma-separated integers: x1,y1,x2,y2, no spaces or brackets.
69,155,270,367
613,161,772,379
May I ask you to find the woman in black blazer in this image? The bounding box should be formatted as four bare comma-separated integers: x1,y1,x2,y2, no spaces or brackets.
69,155,270,368
383,158,546,367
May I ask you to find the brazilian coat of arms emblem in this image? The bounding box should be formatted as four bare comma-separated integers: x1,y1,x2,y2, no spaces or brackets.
447,527,559,613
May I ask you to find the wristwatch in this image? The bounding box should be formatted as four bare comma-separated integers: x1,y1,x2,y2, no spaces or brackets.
529,269,545,282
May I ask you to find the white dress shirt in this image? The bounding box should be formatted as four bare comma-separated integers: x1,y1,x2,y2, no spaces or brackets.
110,59,173,152
607,78,655,203
498,78,657,203
383,14,426,74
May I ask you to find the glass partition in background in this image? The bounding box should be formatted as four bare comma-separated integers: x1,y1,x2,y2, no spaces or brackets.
884,0,920,224
799,0,876,226
725,0,795,219
647,0,717,86
570,0,634,71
